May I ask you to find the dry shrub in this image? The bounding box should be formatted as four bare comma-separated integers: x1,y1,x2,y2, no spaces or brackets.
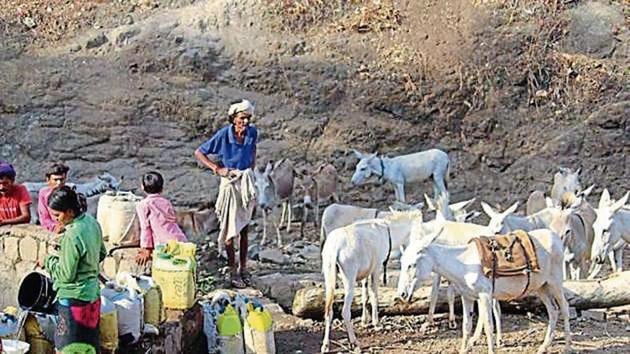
263,0,357,31
333,1,402,33
264,0,401,33
463,0,625,110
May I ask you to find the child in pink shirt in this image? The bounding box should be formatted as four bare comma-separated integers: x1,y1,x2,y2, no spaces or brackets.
135,171,187,265
38,162,69,233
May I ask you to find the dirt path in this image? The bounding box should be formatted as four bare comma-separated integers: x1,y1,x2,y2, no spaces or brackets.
276,313,630,354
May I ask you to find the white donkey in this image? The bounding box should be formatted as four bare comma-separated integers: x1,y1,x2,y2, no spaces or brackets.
483,202,559,234
551,167,581,206
398,228,571,354
350,148,450,203
589,189,629,278
320,210,421,353
24,172,122,223
319,196,477,251
253,159,295,247
418,206,517,336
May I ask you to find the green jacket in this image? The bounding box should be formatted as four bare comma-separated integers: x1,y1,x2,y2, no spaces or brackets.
45,214,106,302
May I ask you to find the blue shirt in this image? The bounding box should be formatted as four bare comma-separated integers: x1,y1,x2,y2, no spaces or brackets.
198,124,257,170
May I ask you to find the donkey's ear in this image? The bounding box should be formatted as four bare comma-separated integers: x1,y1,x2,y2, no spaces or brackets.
599,189,611,209
352,149,364,159
545,197,554,208
418,227,444,250
367,152,378,160
578,184,595,198
480,202,497,218
610,192,629,213
503,201,519,217
264,162,273,175
465,210,481,222
575,167,581,176
412,201,424,210
424,193,436,211
434,211,446,224
450,197,475,212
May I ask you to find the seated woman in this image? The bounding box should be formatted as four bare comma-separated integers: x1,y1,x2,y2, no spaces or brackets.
44,186,106,354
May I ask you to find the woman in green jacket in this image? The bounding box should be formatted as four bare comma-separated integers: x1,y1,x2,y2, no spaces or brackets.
44,186,106,354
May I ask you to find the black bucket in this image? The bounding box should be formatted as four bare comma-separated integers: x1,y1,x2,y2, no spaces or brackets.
18,272,57,313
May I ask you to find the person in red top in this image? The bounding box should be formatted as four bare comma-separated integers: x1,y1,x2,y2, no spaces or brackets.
0,162,32,226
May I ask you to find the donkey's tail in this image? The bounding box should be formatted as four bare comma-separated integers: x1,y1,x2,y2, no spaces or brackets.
322,243,340,318
320,223,327,253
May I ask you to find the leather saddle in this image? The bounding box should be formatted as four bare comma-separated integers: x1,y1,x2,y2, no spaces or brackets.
471,230,540,278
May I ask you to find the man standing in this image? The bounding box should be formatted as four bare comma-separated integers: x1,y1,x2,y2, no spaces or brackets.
38,162,70,233
194,99,258,288
0,162,32,226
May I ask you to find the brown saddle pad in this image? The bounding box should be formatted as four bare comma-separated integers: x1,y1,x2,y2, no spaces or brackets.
471,230,540,278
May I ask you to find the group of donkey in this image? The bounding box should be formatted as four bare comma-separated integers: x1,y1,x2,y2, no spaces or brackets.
319,147,629,353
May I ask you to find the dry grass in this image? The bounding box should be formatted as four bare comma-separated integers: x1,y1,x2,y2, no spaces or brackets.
263,0,401,33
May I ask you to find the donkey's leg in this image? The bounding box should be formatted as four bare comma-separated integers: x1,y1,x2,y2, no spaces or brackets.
394,183,406,203
536,285,559,354
360,279,369,326
314,202,320,227
432,174,448,202
273,208,283,248
287,200,293,232
608,250,618,272
460,297,475,354
492,299,503,347
280,202,287,230
425,273,441,329
549,283,572,353
321,291,334,353
261,209,268,246
300,203,308,237
340,273,359,348
447,283,457,329
369,272,380,328
614,247,624,272
478,293,495,354
569,261,580,280
469,301,484,346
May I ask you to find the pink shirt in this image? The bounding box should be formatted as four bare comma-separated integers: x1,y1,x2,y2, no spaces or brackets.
38,186,57,231
136,194,187,249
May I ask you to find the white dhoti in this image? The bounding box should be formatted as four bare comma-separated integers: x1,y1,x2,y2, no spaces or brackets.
215,169,257,250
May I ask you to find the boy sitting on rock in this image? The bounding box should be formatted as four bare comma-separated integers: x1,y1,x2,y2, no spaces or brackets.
135,171,188,266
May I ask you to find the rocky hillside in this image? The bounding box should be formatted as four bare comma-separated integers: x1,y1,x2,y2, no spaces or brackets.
0,0,627,211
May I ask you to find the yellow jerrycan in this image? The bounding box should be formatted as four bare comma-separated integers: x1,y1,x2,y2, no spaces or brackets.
244,303,275,354
216,305,245,354
151,250,196,310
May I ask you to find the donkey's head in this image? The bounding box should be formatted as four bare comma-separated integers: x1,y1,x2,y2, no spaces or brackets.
424,194,478,222
254,162,276,211
481,201,519,234
397,227,443,303
552,167,582,203
591,190,629,265
98,172,122,190
350,149,379,185
297,172,317,209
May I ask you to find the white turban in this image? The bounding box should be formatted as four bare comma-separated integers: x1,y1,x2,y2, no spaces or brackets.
228,99,255,116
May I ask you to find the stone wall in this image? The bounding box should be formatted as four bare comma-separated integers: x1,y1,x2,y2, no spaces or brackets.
0,225,55,310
